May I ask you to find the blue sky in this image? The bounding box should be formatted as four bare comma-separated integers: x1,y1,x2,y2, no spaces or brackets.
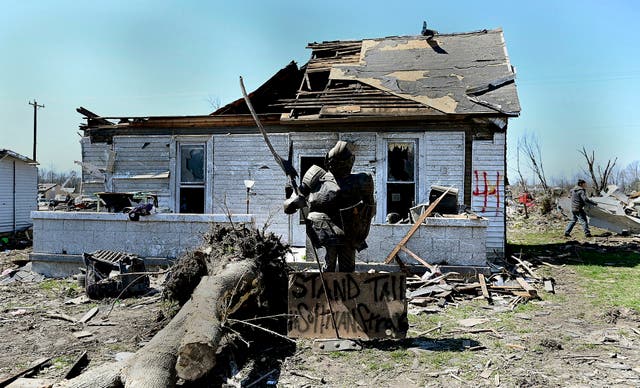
1,0,638,182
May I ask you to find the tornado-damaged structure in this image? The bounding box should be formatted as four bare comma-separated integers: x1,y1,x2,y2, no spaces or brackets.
31,26,520,276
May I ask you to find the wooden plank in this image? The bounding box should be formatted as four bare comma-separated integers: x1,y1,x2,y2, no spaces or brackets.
78,307,99,324
399,246,435,271
478,274,492,304
63,351,88,380
384,187,454,264
287,272,407,340
5,378,56,388
0,358,50,387
511,255,541,279
543,279,555,293
515,277,538,298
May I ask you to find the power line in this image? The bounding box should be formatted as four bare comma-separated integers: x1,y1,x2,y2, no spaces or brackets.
28,99,44,161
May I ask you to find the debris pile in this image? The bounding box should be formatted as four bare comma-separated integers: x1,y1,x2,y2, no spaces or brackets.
405,254,551,312
558,185,640,235
82,250,150,299
0,262,44,285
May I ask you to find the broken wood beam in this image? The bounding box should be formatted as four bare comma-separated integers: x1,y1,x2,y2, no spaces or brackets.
384,187,454,264
0,357,51,388
63,352,88,380
511,255,541,279
515,277,538,298
478,274,492,304
399,246,436,271
454,282,481,293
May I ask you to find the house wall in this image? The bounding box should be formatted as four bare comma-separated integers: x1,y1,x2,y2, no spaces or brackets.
79,127,505,261
471,132,506,256
0,156,37,233
79,137,109,195
112,136,171,208
212,133,290,236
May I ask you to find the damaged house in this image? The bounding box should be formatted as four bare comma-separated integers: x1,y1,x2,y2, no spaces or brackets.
31,27,520,274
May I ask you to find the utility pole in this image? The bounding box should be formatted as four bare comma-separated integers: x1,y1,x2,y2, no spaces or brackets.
29,100,45,161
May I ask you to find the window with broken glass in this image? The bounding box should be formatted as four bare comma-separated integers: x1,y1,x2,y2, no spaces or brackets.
386,141,416,220
178,144,205,213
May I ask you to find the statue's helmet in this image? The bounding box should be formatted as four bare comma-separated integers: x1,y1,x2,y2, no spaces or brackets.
325,141,355,178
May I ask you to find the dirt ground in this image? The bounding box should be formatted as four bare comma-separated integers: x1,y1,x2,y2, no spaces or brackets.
2,219,640,387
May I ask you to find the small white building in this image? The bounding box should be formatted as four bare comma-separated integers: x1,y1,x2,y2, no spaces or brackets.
0,149,38,234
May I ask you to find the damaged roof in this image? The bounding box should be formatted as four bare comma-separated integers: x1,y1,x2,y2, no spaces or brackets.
280,28,520,120
0,149,37,164
78,27,521,141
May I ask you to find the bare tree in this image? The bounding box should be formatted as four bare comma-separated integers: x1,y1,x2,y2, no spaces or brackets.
207,95,221,111
621,160,640,191
578,147,617,195
514,145,528,192
518,132,549,191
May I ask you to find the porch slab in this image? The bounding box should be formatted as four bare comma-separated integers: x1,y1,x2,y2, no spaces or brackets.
30,211,253,277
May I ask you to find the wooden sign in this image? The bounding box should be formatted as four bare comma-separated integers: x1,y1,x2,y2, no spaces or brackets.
287,272,407,339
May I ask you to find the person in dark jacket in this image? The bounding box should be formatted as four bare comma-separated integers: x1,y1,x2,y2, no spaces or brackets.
564,179,597,237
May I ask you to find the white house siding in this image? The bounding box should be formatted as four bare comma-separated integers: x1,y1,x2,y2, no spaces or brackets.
111,136,172,209
0,156,37,233
212,133,289,239
80,137,110,195
423,132,466,206
471,132,506,257
339,133,377,177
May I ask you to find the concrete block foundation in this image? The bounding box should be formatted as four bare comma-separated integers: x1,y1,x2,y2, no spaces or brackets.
30,211,253,277
357,216,488,266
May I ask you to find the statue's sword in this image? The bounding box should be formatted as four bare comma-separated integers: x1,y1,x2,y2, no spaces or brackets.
239,77,340,339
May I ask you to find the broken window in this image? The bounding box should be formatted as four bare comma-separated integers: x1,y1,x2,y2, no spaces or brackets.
386,141,416,219
179,144,205,213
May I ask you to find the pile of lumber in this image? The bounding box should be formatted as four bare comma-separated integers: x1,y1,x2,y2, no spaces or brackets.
406,254,554,309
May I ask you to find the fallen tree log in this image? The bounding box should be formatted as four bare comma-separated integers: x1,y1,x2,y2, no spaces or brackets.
58,225,289,387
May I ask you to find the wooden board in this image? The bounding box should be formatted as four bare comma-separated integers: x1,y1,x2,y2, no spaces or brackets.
288,272,407,340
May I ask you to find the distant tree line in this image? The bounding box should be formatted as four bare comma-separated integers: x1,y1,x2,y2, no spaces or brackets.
38,168,81,190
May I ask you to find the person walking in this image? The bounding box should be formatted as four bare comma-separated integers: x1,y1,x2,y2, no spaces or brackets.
564,179,597,238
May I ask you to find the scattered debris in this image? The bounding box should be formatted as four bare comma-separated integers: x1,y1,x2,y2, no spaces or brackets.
558,185,640,234
0,263,44,285
83,250,150,299
0,357,51,387
62,351,88,380
539,338,563,350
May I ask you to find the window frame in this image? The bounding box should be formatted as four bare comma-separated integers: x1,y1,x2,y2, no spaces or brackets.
376,134,421,223
170,136,213,214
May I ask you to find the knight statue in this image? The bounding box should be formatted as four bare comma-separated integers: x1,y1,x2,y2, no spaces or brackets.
284,141,375,272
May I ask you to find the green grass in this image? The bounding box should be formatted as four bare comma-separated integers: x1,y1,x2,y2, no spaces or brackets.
508,218,640,311
571,251,640,310
38,279,61,292
38,279,82,297
508,228,568,246
52,355,75,370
